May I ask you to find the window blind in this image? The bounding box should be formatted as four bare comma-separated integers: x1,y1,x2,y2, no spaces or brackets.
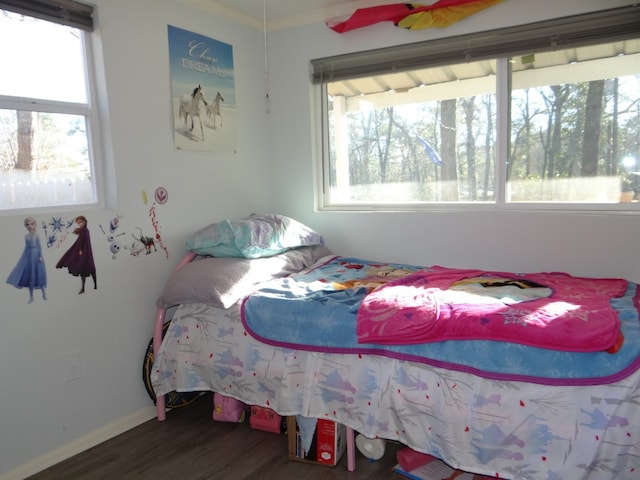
0,0,93,31
311,5,640,83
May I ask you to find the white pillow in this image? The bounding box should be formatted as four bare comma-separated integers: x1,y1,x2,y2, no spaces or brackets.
156,245,331,308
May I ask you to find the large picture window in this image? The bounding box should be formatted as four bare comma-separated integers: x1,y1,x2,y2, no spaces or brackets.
313,6,640,211
0,3,99,212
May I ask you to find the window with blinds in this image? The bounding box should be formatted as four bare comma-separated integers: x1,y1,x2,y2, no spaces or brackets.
0,2,101,212
313,5,640,211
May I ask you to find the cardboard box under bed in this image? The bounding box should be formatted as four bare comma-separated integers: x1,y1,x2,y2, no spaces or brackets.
286,416,346,467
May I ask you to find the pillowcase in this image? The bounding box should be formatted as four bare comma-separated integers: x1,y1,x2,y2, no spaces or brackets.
185,213,324,258
156,245,332,309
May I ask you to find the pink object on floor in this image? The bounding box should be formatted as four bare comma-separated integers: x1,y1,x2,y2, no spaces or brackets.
213,393,246,422
396,447,436,471
249,405,282,433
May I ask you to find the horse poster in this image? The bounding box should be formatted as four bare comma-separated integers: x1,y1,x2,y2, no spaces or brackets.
168,25,236,153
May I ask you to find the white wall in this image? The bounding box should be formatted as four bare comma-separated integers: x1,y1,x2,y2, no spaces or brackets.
1,0,639,478
267,0,640,282
0,1,272,478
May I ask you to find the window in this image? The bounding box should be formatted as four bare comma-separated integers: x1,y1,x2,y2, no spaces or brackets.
313,6,640,211
0,2,99,212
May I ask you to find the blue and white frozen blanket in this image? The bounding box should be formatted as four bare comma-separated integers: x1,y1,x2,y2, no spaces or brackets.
152,290,640,479
242,256,640,386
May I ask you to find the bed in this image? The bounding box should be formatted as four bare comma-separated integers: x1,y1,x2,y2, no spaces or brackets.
150,214,640,480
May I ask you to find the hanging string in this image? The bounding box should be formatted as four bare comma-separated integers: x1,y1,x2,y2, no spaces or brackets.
263,0,270,113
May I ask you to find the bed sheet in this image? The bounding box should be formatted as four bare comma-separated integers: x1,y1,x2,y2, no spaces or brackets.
151,301,640,480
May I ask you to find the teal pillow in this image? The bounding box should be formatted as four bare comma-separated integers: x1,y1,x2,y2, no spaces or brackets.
185,214,324,258
185,219,242,257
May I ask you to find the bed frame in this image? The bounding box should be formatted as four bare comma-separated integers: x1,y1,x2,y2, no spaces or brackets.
150,252,640,479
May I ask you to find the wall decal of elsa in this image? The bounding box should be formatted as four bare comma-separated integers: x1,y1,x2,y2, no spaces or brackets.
6,216,47,303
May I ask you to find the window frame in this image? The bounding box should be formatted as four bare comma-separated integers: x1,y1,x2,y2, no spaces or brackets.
312,5,640,213
0,3,104,215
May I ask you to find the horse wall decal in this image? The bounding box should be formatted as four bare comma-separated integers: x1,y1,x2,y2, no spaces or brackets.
206,91,224,129
179,85,208,140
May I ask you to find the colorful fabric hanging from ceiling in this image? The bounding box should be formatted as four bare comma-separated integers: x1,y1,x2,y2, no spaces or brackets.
327,0,504,33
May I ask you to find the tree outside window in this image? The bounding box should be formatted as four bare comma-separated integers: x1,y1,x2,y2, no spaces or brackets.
320,39,640,210
0,10,98,211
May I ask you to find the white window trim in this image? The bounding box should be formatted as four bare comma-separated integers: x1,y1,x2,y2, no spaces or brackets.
0,15,107,215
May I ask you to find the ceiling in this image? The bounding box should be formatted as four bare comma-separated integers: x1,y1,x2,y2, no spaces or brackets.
181,0,391,31
179,1,640,103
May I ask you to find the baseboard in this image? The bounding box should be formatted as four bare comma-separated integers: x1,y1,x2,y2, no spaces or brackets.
0,405,157,480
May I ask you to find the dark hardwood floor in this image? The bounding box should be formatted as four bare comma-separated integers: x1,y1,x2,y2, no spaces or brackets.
27,393,403,480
